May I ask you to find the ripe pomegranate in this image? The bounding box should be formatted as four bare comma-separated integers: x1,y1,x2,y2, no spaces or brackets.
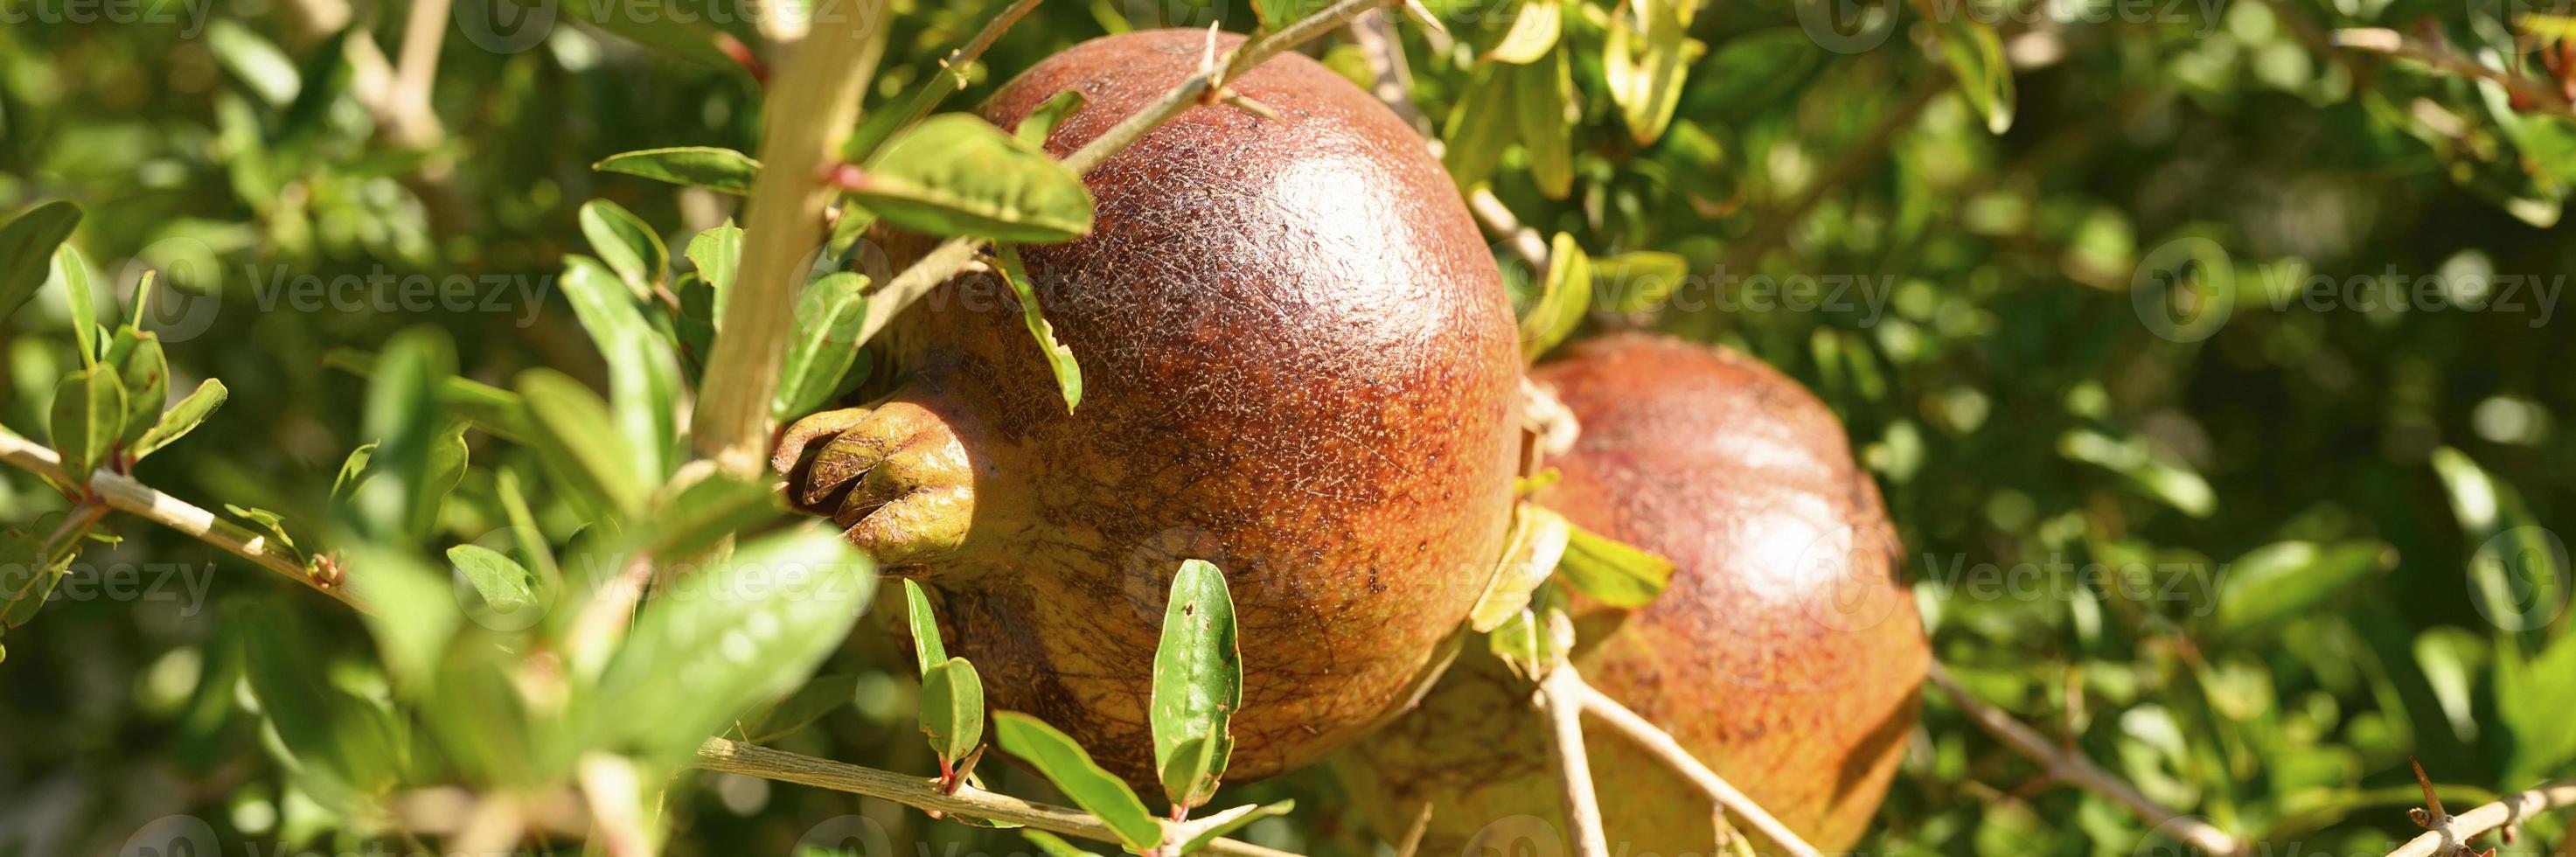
778,30,1522,785
1336,332,1928,854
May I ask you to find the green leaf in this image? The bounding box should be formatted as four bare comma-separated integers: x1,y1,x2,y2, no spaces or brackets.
560,255,685,487
1158,732,1221,812
2496,630,2576,784
1519,233,1591,361
920,656,986,764
447,544,537,615
516,368,649,518
0,200,80,324
1178,800,1295,854
1015,90,1090,149
343,542,463,691
580,199,671,301
995,246,1083,413
110,331,167,448
1149,559,1241,810
48,362,127,480
775,272,871,420
57,245,100,366
687,222,744,330
1511,50,1574,199
1468,503,1570,631
590,525,877,763
2057,429,2215,518
1488,594,1575,679
223,505,301,556
596,147,762,195
2413,627,2488,742
635,469,785,558
1592,251,1691,314
1554,519,1674,608
130,379,227,460
1442,65,1514,188
993,712,1162,853
1020,831,1097,857
1485,0,1563,63
325,350,533,442
742,673,860,743
352,329,460,541
850,114,1096,244
235,602,403,806
1934,18,2016,134
903,579,949,675
1603,0,1702,145
2209,540,2393,638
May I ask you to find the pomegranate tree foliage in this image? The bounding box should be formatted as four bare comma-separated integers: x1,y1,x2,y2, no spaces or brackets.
1,0,2573,854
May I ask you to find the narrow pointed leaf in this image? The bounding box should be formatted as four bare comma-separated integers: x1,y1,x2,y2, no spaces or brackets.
595,147,762,195
993,712,1161,853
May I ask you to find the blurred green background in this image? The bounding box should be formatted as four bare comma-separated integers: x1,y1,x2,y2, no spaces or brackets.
3,0,2573,854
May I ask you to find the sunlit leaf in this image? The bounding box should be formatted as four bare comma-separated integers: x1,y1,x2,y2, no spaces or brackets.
850,114,1095,244
993,712,1161,852
595,147,762,195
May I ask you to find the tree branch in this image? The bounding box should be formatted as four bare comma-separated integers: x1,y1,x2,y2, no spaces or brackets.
848,0,1408,349
694,738,1300,857
1566,672,1822,857
1535,666,1612,857
2334,27,2576,120
1340,9,1551,275
2388,778,2576,857
0,429,361,610
1926,663,2244,856
695,2,891,474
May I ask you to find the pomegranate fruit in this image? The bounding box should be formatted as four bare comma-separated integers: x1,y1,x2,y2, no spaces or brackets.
1336,332,1928,854
777,30,1522,786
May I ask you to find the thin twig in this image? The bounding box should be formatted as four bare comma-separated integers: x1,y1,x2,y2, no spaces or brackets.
694,2,891,474
2386,778,2576,857
695,738,1300,857
1469,188,1551,275
2335,27,2576,119
0,430,361,610
1567,673,1822,857
1926,663,2244,856
1340,8,1551,274
866,0,1050,150
1347,8,1428,133
1536,666,1611,857
848,0,1407,349
391,0,451,147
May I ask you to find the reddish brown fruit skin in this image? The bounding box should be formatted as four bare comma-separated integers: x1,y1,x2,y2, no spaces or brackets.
1337,333,1927,854
805,31,1521,786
